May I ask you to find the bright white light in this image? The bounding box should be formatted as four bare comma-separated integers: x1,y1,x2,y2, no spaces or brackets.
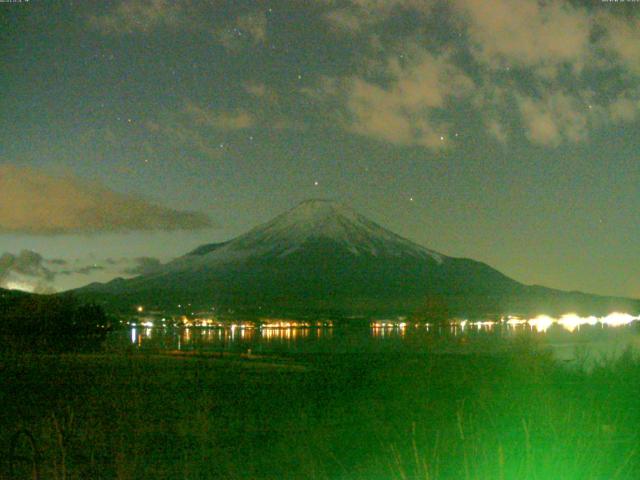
521,312,639,332
602,312,638,327
473,321,495,329
507,317,526,326
557,313,583,333
529,315,554,333
4,281,35,292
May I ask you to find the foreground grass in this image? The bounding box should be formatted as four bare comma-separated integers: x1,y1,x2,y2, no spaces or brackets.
0,344,639,479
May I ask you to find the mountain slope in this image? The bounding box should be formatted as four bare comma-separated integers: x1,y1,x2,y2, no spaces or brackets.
74,200,640,317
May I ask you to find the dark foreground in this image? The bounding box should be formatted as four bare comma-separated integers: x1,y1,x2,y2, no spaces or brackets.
1,345,639,479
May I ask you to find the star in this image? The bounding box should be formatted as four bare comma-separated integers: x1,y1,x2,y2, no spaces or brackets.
313,181,319,186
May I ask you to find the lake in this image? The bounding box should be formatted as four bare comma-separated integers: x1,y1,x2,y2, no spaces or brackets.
106,315,640,366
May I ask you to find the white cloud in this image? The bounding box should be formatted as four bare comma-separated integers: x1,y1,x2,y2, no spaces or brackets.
343,50,475,148
0,165,211,234
455,0,593,73
517,93,589,146
0,250,54,287
300,2,640,150
0,250,106,293
598,14,640,76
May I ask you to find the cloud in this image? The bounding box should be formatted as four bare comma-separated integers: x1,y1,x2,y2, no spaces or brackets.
47,258,68,266
89,1,268,53
61,265,105,276
0,251,116,292
310,1,640,150
243,82,279,103
455,0,593,73
517,93,589,146
319,49,475,148
87,0,187,35
0,165,212,234
598,15,640,76
0,250,54,284
145,101,256,159
122,256,162,276
609,97,639,123
147,95,304,155
322,0,432,32
145,120,224,159
88,1,640,152
486,119,508,144
447,1,640,147
0,250,64,293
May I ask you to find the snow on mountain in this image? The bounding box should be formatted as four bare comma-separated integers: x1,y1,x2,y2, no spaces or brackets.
73,199,640,316
168,200,443,272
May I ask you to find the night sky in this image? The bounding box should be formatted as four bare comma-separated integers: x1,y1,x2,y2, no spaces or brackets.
1,0,638,298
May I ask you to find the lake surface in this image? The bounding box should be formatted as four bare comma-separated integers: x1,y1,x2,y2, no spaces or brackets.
106,318,640,366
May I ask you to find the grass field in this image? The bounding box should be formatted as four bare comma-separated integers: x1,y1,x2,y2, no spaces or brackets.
1,342,639,479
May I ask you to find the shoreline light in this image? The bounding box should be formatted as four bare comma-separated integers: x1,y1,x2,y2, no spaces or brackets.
514,312,640,332
529,315,554,333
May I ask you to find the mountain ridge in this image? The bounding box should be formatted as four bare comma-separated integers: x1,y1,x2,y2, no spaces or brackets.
73,200,640,318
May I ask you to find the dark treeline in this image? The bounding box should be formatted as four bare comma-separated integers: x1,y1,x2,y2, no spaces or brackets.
0,291,113,351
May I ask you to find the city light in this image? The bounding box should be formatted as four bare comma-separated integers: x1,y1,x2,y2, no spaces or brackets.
528,315,554,333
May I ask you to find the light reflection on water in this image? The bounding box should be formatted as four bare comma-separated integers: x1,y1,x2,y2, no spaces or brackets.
108,317,640,364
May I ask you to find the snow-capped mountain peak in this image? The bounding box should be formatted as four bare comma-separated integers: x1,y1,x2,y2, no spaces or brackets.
74,200,640,318
175,199,444,268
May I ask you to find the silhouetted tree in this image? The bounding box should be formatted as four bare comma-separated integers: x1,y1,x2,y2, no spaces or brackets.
0,293,113,351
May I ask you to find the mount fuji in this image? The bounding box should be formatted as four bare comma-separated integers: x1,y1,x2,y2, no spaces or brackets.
76,200,639,318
